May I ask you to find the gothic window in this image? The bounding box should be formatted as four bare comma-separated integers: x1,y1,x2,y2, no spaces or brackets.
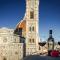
29,27,31,31
29,39,31,43
32,39,34,43
32,26,34,31
30,11,34,19
29,39,35,43
29,26,34,31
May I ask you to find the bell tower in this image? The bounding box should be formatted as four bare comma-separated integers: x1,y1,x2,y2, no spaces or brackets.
25,0,39,55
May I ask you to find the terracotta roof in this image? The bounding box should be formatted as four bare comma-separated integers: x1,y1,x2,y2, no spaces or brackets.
16,20,26,31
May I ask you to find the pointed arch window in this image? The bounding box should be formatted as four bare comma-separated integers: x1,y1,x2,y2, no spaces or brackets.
29,27,31,31
30,11,34,19
32,26,34,31
29,39,31,43
29,39,35,43
29,26,35,32
32,39,34,43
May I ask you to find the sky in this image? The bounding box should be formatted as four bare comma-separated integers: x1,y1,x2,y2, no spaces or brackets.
0,0,60,41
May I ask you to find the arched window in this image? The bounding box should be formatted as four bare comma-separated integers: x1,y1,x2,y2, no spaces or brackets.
29,39,35,43
32,39,34,43
32,26,34,31
29,39,31,43
29,26,34,31
29,27,31,31
30,11,34,19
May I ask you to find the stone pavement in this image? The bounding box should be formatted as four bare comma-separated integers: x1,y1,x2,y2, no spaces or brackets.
23,55,60,60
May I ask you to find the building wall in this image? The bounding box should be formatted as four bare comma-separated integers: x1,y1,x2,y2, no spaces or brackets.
0,43,23,60
0,28,23,60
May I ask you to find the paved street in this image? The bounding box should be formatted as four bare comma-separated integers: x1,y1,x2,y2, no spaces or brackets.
23,55,60,60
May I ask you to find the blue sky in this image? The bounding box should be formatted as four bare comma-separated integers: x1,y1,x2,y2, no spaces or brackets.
0,0,60,41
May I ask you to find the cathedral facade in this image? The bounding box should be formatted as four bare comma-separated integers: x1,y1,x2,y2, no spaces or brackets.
0,27,23,60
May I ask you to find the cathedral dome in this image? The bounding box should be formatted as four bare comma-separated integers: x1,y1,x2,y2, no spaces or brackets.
15,20,26,37
16,20,26,31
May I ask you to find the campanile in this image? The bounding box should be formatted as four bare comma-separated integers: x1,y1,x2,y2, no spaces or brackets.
25,0,39,55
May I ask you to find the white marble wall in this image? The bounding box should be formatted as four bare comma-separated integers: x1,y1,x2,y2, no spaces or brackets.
0,27,23,60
